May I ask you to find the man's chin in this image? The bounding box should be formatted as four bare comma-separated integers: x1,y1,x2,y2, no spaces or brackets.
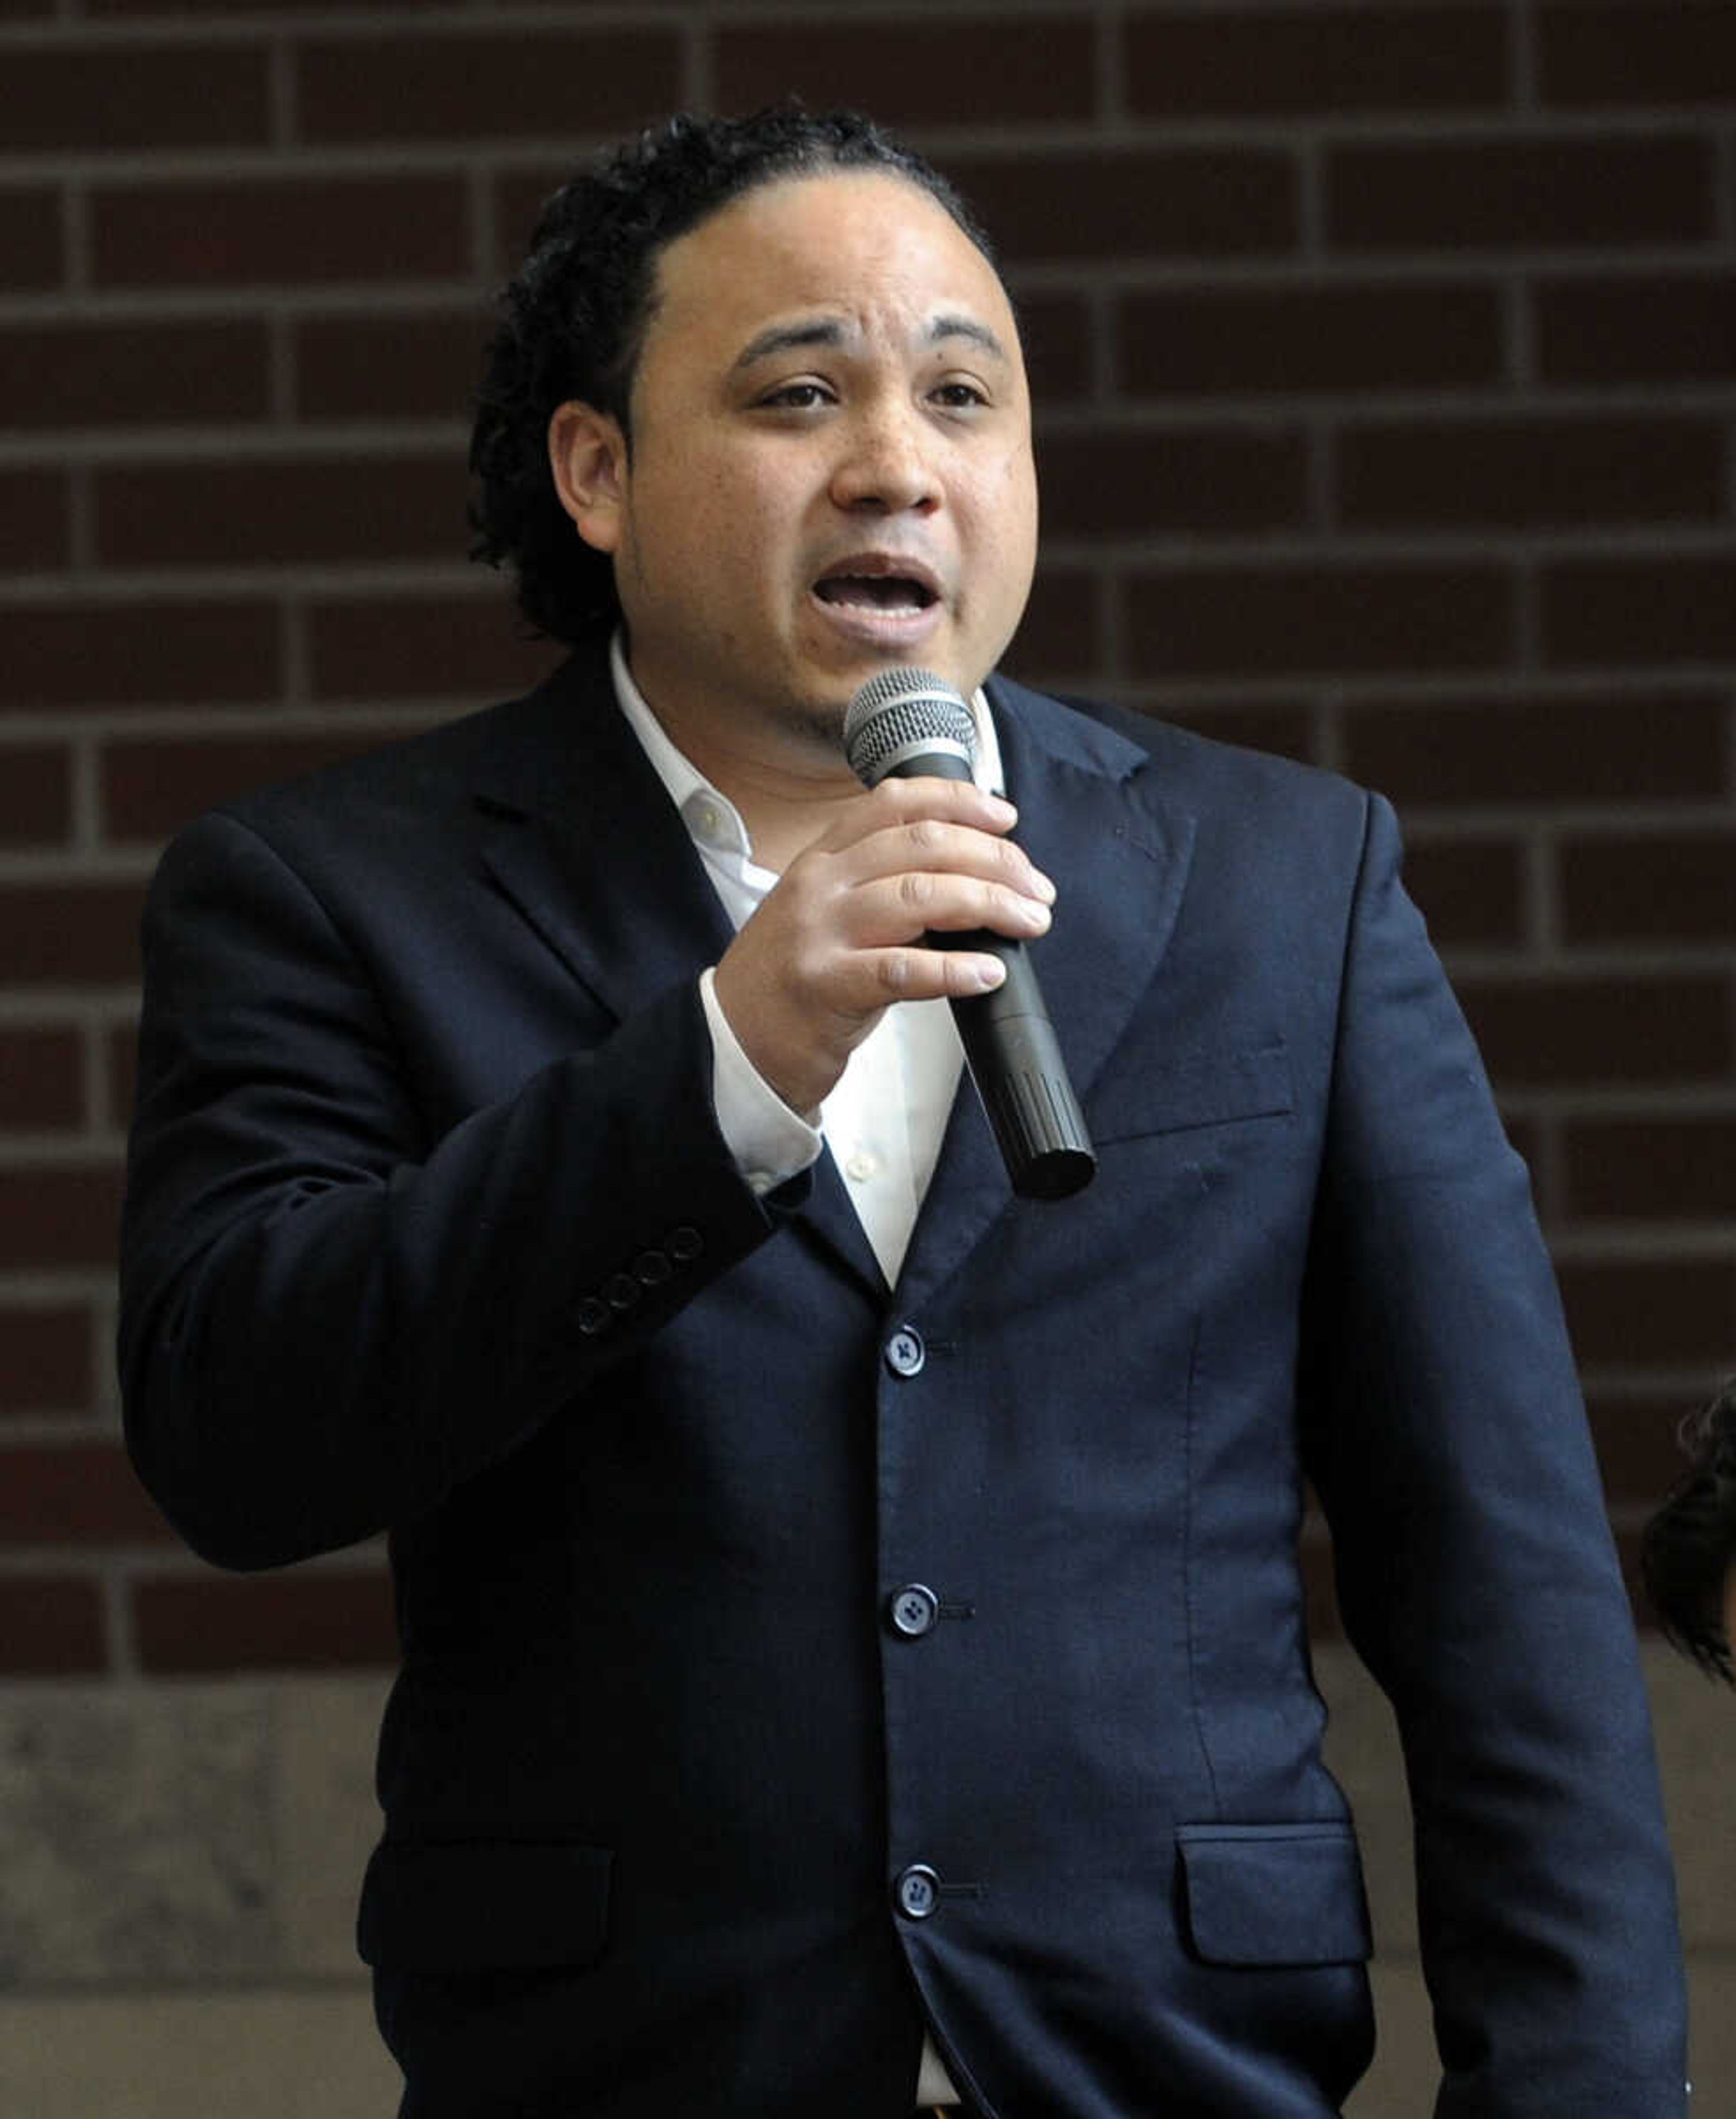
767,687,852,758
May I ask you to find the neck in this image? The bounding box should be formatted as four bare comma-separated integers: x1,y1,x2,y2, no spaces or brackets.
627,662,866,875
694,743,862,875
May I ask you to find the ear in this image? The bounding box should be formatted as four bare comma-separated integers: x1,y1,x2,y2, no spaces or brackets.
548,400,628,555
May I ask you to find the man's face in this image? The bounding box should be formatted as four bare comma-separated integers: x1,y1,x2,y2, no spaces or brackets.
553,170,1038,767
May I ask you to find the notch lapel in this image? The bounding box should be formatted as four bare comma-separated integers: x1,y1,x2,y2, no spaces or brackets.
472,650,735,1026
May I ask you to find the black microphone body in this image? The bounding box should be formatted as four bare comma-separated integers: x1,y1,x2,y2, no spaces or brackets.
843,669,1096,1202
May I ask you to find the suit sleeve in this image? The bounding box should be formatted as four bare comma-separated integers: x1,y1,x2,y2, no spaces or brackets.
119,809,788,1572
1298,793,1687,2115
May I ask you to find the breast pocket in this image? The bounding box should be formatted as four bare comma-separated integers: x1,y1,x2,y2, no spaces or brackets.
357,1836,613,1973
1175,1821,1373,1967
1089,1042,1294,1146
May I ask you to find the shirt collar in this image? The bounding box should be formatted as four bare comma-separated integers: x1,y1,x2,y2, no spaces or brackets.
608,631,1005,874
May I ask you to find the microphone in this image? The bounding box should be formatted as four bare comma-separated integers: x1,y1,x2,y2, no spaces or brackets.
843,668,1095,1202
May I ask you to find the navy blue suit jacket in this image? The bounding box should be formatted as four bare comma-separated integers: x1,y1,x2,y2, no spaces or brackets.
120,641,1686,2116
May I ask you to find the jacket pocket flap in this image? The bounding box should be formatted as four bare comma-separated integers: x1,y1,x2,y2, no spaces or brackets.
1176,1823,1372,1968
357,1838,612,1972
1090,1043,1292,1144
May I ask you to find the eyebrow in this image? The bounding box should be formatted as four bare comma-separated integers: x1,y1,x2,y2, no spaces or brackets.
929,313,1008,361
731,312,1010,372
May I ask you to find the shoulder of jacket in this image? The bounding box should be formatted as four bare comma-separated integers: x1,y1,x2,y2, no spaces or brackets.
991,672,1371,834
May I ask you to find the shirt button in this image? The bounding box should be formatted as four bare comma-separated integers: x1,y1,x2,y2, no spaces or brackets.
844,1149,878,1183
893,1864,941,1920
884,1326,925,1379
693,801,723,842
887,1584,939,1639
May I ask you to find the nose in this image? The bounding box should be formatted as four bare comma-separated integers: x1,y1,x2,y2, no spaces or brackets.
829,398,939,516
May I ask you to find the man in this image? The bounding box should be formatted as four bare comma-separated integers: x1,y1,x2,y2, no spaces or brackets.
120,108,1686,2116
1646,1377,1736,1684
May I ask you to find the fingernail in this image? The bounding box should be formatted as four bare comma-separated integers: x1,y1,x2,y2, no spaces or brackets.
975,956,1008,989
1029,871,1056,904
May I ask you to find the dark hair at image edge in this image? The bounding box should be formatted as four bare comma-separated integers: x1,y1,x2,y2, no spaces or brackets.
1642,1377,1736,1684
468,105,1000,649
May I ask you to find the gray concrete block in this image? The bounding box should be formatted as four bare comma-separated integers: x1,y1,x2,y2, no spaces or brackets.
0,1684,275,1986
0,1989,400,2119
1644,1644,1736,1951
1687,1953,1736,2114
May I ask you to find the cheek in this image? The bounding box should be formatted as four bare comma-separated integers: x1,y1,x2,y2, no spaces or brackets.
970,442,1036,522
974,455,1039,585
1005,452,1040,541
679,458,800,573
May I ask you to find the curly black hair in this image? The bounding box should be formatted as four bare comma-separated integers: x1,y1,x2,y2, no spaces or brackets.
1642,1377,1736,1683
468,105,998,648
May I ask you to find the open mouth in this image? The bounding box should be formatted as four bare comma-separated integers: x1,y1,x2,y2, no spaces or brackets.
814,574,939,614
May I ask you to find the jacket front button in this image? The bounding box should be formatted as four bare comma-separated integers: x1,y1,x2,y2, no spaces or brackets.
893,1864,940,1920
887,1584,939,1638
884,1326,925,1378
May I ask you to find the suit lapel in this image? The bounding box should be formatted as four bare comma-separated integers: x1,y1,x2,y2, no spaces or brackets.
472,647,736,1021
893,678,1197,1313
469,645,887,1300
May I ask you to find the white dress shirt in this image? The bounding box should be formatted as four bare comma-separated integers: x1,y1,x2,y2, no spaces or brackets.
610,634,1003,1289
609,635,996,2102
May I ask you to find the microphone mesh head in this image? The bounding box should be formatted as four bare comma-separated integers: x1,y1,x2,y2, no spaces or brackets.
843,667,976,787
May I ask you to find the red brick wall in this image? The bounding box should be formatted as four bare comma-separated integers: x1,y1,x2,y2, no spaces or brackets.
2,0,1732,1676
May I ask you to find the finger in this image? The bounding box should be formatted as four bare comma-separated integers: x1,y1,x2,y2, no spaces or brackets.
844,870,1054,946
854,945,1010,1005
835,816,1056,906
811,775,1020,854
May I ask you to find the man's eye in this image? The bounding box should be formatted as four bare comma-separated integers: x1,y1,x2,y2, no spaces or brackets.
760,382,831,410
931,381,989,410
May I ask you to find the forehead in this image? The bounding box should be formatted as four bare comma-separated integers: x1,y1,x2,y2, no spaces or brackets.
643,170,1017,367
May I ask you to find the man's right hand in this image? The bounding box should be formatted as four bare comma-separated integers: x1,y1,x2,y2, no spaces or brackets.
711,776,1055,1116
